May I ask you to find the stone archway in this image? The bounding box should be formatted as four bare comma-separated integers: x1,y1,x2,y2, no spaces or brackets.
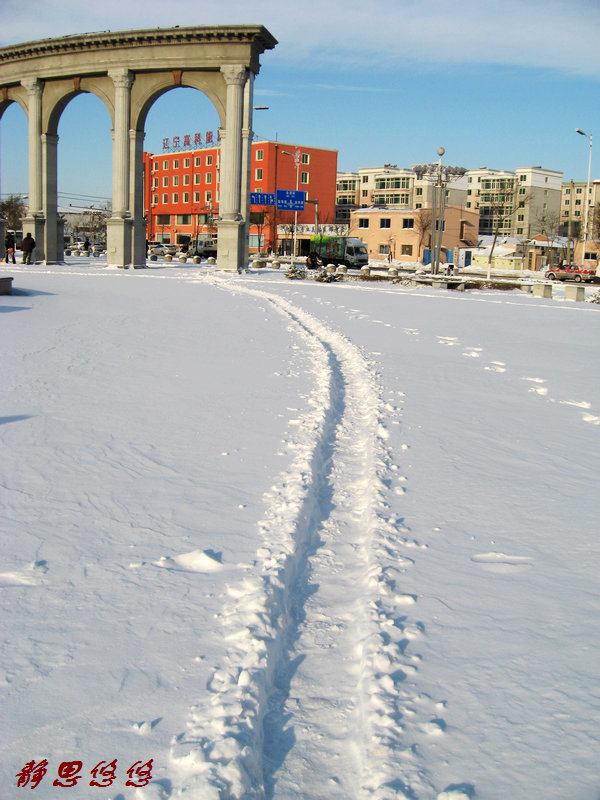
0,25,277,269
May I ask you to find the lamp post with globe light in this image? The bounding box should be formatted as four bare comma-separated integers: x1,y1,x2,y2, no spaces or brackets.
575,128,592,263
413,148,466,275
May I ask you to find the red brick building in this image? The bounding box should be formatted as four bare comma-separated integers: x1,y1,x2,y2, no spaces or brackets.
143,140,337,254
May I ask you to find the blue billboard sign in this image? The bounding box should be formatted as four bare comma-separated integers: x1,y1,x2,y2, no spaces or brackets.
276,190,305,211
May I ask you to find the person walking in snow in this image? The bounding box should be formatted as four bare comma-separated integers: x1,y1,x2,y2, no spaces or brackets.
5,232,16,264
22,232,36,264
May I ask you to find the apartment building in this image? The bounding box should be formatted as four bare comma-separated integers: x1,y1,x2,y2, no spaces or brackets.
336,164,468,222
144,140,337,253
560,179,600,239
349,205,479,264
465,166,563,238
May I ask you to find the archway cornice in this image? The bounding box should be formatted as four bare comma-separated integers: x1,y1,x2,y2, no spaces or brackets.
0,25,277,82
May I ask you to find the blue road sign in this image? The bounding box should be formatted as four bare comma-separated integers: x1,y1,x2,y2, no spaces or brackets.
250,192,276,206
276,189,305,211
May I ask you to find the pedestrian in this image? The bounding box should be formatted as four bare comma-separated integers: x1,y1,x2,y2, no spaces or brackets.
83,238,90,252
306,250,319,269
4,232,16,264
22,232,36,264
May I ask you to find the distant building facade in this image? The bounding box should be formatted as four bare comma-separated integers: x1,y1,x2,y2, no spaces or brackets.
349,205,479,264
339,164,564,241
560,179,600,239
465,166,563,238
144,141,337,254
336,164,468,223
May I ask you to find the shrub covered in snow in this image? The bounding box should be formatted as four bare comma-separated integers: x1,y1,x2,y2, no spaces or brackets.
313,268,343,283
285,264,307,280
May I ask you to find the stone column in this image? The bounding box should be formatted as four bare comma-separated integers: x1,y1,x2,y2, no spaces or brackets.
107,68,134,267
241,71,255,262
129,128,147,268
217,64,247,271
22,77,46,261
42,133,59,263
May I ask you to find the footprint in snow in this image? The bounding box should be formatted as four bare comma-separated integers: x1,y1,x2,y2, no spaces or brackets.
153,549,223,572
462,347,482,358
484,361,506,373
471,552,533,574
0,560,48,586
437,336,459,346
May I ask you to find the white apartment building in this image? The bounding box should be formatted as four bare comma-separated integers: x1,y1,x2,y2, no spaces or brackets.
560,179,600,239
465,166,563,238
336,164,468,221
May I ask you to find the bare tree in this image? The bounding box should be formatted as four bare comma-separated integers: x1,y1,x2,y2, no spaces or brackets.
414,208,432,263
0,194,27,230
532,209,563,267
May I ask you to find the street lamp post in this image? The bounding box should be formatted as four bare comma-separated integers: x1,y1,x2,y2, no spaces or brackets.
281,149,301,266
413,149,466,275
576,128,593,263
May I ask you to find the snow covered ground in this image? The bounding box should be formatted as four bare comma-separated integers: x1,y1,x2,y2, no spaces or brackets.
2,257,599,800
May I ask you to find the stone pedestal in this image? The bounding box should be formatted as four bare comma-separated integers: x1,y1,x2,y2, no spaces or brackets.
533,283,552,298
217,218,245,271
106,217,134,268
565,284,585,301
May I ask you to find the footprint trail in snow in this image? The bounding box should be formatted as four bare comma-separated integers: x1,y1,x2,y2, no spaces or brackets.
168,276,439,800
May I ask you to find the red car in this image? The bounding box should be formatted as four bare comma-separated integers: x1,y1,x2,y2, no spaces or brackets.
544,264,596,283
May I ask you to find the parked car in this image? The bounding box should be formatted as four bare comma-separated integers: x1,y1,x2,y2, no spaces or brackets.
149,243,177,257
544,264,596,283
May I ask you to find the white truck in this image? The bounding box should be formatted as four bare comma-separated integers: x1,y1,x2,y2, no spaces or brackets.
309,235,368,268
190,236,217,258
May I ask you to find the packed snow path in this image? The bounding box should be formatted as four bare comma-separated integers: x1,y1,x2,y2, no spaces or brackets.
170,276,436,799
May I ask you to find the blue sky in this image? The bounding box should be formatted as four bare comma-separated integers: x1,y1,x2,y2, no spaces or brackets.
1,0,599,207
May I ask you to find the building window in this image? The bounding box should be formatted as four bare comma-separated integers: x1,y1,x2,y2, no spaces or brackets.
173,176,179,187
173,159,179,169
184,158,190,168
362,190,368,198
256,149,264,161
152,194,158,205
194,192,200,203
255,168,263,181
301,153,310,164
194,174,201,185
520,174,526,181
362,175,368,183
163,160,168,170
206,191,212,203
173,193,178,203
176,214,191,225
380,219,391,228
206,155,213,166
183,193,189,204
206,173,213,184
195,156,201,167
402,218,414,229
183,174,190,185
401,244,413,256
301,172,309,184
156,214,170,225
163,176,169,187
162,193,168,204
379,243,390,254
358,218,369,228
416,187,423,196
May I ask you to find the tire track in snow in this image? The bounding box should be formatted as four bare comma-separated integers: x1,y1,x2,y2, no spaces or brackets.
168,276,433,800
